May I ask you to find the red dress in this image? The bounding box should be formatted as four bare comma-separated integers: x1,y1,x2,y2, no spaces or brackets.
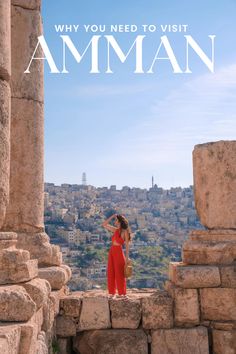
107,228,126,295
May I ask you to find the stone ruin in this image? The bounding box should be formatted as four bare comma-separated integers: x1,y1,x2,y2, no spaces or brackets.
0,1,235,353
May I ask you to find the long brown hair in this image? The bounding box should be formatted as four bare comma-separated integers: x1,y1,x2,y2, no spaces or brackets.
116,214,132,242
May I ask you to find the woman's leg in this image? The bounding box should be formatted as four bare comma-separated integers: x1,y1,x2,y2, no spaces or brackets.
107,248,116,294
113,247,126,295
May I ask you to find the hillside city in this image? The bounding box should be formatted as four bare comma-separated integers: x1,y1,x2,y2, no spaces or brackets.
44,178,205,291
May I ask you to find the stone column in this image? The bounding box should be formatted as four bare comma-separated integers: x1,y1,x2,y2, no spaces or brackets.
0,0,11,229
3,0,44,233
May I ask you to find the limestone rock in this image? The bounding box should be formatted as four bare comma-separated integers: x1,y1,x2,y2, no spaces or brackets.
73,329,148,354
212,329,236,354
173,288,200,326
36,331,48,354
0,1,11,81
12,0,41,10
78,295,111,330
169,262,221,288
60,294,82,317
0,259,38,284
16,232,62,266
18,323,37,354
220,265,236,288
0,232,17,250
200,288,236,321
56,315,76,337
38,266,69,290
182,239,236,265
22,278,51,309
151,326,209,354
110,297,141,329
2,98,44,233
141,290,173,329
0,80,10,228
0,325,21,354
0,285,36,321
193,140,236,229
11,4,43,101
57,337,72,354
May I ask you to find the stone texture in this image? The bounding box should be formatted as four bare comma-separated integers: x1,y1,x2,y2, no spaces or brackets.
57,337,72,354
18,323,37,354
212,329,236,354
0,1,11,81
212,322,236,331
16,232,62,266
110,297,141,329
141,290,173,329
0,259,38,284
56,315,76,337
151,326,209,354
169,262,221,288
22,278,51,309
220,265,236,288
200,288,236,321
0,232,17,249
174,288,200,326
2,98,44,233
193,140,236,229
60,294,82,317
36,331,48,354
78,295,111,330
0,81,10,228
0,325,21,354
11,3,43,101
73,329,148,354
12,0,41,10
0,285,36,321
182,239,236,265
38,266,70,290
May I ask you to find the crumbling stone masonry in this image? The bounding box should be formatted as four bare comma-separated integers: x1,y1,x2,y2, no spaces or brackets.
0,1,235,353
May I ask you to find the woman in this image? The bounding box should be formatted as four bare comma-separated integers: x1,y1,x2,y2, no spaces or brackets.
102,213,131,298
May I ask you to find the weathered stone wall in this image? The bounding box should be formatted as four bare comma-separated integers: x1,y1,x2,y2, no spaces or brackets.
0,0,235,353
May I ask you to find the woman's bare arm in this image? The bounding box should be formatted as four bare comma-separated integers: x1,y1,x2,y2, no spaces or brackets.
101,214,117,233
124,230,129,261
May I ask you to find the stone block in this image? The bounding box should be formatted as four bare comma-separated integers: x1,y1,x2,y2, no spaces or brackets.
212,329,236,354
57,337,72,354
182,239,236,265
0,1,11,81
141,290,173,329
110,297,141,329
169,262,221,288
200,288,236,321
60,294,82,317
220,265,236,288
193,140,236,229
16,232,62,266
22,278,50,310
151,326,209,354
2,98,44,233
38,266,69,290
11,4,43,101
0,81,10,228
73,329,148,354
0,285,36,321
36,331,48,354
174,288,200,326
0,325,21,354
12,0,41,10
78,294,111,330
18,324,37,354
0,259,38,284
56,315,76,337
0,232,17,249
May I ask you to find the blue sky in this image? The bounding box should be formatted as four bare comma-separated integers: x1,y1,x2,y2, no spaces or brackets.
42,0,236,189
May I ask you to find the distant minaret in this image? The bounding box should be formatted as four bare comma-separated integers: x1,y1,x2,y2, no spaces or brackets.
82,172,87,185
152,176,154,188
